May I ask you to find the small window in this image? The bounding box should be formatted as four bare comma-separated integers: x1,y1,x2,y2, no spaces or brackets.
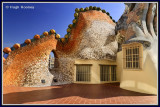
100,65,110,81
100,65,116,82
76,65,91,82
122,42,142,69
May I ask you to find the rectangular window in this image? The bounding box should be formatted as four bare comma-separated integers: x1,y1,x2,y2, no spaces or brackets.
123,42,142,69
100,65,116,82
76,65,91,82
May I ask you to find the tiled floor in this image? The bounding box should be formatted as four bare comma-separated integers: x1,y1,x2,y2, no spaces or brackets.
3,83,157,104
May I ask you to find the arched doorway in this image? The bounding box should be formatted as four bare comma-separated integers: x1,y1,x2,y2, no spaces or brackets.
48,53,54,70
48,50,59,84
48,50,59,70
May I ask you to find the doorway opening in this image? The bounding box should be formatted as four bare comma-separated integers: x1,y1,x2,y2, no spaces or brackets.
48,53,55,70
48,50,59,70
48,50,59,83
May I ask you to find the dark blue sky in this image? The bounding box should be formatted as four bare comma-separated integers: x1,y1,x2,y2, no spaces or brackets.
3,3,125,49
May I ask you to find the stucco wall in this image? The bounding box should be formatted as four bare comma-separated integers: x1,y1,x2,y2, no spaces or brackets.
74,59,119,84
115,3,158,95
116,51,123,82
117,49,157,95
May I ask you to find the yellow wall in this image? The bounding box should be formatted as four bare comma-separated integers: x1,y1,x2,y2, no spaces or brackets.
116,51,123,82
73,47,157,95
117,50,157,95
74,59,119,84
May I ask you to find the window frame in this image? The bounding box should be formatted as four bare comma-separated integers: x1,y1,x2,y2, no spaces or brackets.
122,42,143,70
99,65,117,82
75,64,92,82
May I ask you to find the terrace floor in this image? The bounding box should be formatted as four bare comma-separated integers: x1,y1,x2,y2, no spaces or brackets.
3,83,157,105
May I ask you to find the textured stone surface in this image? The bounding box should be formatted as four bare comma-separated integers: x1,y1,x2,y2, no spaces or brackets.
4,4,157,87
3,35,57,87
50,58,75,85
57,10,116,58
78,20,117,59
115,3,158,69
116,3,157,43
53,10,117,85
1,10,115,87
3,57,6,63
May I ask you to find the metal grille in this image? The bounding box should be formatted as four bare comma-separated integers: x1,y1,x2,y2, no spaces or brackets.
100,65,110,81
100,65,116,82
111,65,116,81
125,46,141,69
122,43,143,69
76,65,91,82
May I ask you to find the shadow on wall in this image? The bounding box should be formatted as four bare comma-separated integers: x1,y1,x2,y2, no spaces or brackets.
120,52,157,95
52,50,59,69
141,52,157,93
120,79,157,95
3,83,155,104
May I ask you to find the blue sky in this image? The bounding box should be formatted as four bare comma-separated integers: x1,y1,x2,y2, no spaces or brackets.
3,3,125,50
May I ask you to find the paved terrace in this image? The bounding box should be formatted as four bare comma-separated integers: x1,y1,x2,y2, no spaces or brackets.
3,83,157,104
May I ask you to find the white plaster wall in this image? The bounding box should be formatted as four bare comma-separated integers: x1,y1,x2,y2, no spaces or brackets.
118,48,157,94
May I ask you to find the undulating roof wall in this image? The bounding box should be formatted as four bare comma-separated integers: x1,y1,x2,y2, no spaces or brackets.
3,6,117,86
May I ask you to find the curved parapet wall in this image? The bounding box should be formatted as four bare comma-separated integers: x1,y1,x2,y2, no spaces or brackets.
57,6,116,48
52,7,117,85
3,34,57,87
57,8,116,59
3,6,117,86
